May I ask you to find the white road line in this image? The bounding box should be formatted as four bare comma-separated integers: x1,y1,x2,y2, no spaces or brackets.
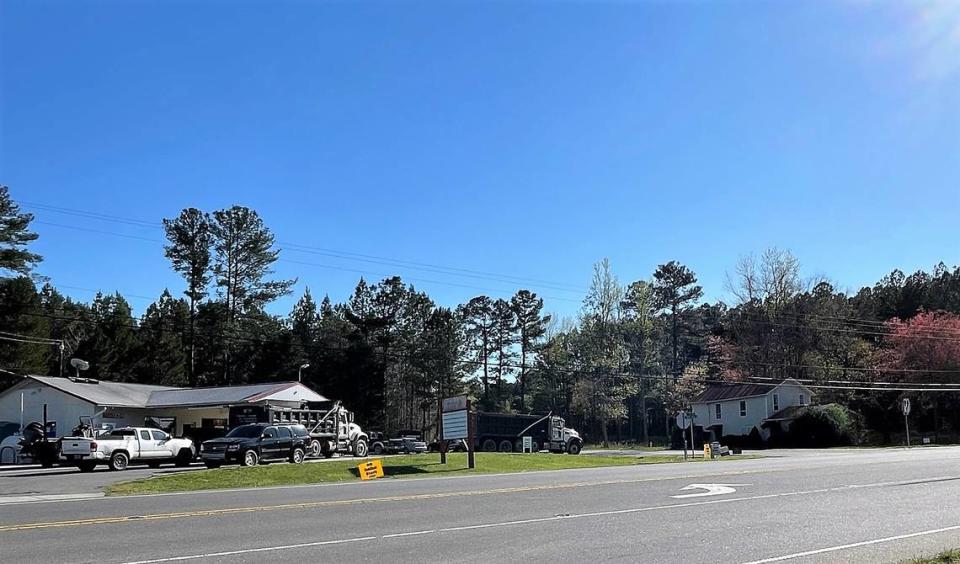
740,525,960,564
119,475,960,564
123,536,376,564
0,493,103,505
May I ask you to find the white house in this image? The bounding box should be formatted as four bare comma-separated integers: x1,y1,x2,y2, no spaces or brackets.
0,375,329,445
691,379,814,441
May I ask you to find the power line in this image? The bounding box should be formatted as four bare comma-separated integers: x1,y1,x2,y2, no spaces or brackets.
31,220,582,303
732,310,960,338
22,201,588,293
13,308,960,392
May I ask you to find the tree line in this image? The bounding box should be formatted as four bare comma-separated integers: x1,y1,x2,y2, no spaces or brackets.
2,186,959,442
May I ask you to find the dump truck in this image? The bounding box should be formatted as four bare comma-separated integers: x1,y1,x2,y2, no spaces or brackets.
474,412,582,454
258,401,369,458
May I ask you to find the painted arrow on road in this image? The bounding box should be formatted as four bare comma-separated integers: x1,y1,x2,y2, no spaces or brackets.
671,483,749,499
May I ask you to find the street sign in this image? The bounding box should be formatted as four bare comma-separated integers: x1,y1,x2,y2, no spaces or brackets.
676,411,691,430
358,459,384,481
902,398,912,448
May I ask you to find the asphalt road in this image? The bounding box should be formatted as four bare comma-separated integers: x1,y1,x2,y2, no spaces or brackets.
2,447,960,563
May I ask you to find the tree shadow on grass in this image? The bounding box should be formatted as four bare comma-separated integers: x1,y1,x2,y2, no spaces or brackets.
348,460,468,478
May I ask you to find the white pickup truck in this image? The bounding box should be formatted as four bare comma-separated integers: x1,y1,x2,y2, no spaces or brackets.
60,427,195,472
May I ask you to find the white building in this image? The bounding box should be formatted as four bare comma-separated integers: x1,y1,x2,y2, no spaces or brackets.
691,378,814,441
0,375,328,445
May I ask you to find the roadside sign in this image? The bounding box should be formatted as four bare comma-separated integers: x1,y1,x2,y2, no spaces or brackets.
676,411,691,430
442,410,469,440
522,436,533,453
358,459,384,480
902,398,912,448
442,395,468,412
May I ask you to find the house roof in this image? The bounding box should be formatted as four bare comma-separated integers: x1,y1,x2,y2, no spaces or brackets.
692,378,812,404
692,382,774,403
26,375,178,408
18,376,327,409
146,382,327,407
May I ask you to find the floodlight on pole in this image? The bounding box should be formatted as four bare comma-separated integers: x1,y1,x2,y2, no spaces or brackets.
298,363,310,383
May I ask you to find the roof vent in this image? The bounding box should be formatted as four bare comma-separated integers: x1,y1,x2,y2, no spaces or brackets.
69,377,99,384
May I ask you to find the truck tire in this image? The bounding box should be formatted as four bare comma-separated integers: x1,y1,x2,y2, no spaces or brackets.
567,441,582,455
78,461,97,473
371,442,384,455
109,451,129,471
308,440,321,458
498,440,513,452
353,438,368,457
481,439,497,452
175,448,193,467
290,448,305,464
242,450,259,467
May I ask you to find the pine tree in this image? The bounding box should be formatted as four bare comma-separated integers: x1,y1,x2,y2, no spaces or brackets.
510,290,550,411
458,296,496,403
491,298,517,408
210,206,294,383
0,186,42,277
163,208,212,386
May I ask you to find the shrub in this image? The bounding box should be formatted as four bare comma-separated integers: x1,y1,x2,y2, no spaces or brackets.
786,404,864,447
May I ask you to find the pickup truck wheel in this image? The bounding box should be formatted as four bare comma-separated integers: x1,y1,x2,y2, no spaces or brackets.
78,461,96,473
175,449,193,467
109,452,129,471
290,448,305,464
242,450,259,467
567,441,582,455
353,438,368,457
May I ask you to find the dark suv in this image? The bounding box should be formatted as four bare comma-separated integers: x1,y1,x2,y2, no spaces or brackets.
200,423,311,468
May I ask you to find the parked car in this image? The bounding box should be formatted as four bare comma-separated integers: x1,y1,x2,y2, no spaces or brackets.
200,423,310,468
369,431,428,455
60,427,195,472
427,438,468,453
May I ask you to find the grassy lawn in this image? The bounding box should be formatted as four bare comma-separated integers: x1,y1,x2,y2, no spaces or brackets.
905,550,960,563
106,452,725,496
584,443,668,451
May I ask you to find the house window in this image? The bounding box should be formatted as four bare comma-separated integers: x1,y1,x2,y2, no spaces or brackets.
715,403,722,420
740,401,747,417
799,394,806,406
773,394,779,412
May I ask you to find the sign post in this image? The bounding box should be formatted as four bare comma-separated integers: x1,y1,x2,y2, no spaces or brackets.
901,398,911,448
676,411,691,460
442,395,473,469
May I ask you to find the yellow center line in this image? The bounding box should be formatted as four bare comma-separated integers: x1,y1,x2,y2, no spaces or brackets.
0,468,765,533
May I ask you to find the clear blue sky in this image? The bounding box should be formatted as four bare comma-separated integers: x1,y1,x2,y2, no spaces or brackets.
2,1,958,320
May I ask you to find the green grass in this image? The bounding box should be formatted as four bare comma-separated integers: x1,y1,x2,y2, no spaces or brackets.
106,452,717,496
904,549,960,563
584,443,668,451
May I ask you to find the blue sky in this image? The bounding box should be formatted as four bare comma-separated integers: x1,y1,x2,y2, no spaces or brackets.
1,1,958,320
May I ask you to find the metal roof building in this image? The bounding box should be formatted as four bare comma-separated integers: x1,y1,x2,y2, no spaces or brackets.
0,375,329,443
